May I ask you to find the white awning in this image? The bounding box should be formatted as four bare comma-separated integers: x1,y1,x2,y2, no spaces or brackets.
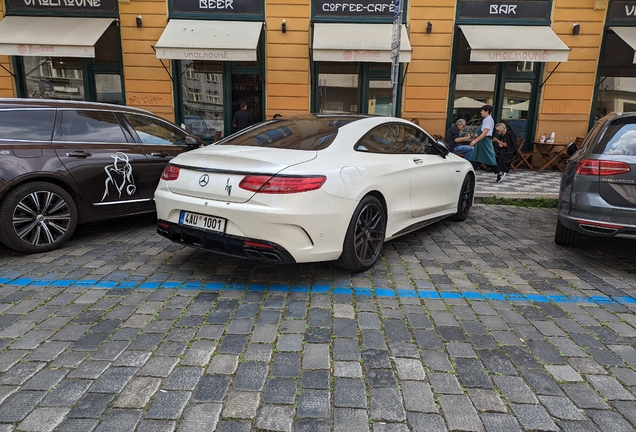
312,23,412,63
611,27,636,63
459,25,570,63
0,16,114,58
155,20,263,61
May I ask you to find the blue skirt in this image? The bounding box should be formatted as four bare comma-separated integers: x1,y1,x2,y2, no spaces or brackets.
468,136,497,167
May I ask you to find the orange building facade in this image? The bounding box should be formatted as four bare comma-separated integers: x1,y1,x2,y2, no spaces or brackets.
0,0,629,145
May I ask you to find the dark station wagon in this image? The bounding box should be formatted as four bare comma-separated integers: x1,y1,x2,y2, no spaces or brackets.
0,99,202,254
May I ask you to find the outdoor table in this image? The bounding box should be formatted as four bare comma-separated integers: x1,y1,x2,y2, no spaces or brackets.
533,142,570,172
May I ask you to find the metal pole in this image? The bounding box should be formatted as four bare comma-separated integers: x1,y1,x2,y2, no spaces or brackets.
390,0,404,117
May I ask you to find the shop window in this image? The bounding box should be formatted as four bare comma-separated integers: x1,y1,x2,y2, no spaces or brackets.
24,57,85,100
180,61,224,140
318,62,359,113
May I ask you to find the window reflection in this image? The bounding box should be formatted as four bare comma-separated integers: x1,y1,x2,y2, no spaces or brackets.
181,61,224,140
318,62,359,113
24,56,84,101
596,31,636,120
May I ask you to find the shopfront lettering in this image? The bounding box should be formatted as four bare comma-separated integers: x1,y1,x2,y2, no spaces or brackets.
199,0,233,9
459,0,550,20
490,4,517,14
17,44,55,54
314,0,394,18
343,50,381,60
321,2,393,13
183,51,229,59
488,51,549,61
610,2,636,20
20,0,100,6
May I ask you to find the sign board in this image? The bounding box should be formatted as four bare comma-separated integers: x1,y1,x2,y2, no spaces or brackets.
7,0,117,13
610,1,636,19
314,0,395,19
171,0,261,14
458,0,551,20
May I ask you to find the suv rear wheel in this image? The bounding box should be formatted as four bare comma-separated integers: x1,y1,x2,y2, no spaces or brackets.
0,182,78,253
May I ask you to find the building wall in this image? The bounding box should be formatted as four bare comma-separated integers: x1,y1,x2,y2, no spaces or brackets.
119,0,175,122
536,0,607,140
0,1,15,98
403,0,455,135
264,0,311,118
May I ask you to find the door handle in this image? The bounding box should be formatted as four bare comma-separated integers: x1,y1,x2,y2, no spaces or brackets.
150,152,169,158
65,151,91,158
413,158,423,165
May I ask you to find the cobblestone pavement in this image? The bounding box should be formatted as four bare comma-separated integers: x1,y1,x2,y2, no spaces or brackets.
0,206,635,432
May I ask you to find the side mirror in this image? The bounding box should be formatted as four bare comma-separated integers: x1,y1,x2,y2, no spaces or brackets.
185,135,202,148
435,140,450,158
565,142,578,157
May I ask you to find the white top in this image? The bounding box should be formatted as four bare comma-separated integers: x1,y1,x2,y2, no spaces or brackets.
482,116,494,137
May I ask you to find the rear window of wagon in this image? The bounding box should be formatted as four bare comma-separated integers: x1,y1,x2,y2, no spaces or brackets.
217,117,359,150
0,109,56,142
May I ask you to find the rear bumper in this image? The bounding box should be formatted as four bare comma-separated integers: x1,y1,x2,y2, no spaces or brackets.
156,220,297,264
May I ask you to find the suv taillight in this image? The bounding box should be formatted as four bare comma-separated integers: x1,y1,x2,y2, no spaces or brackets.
161,165,180,181
576,159,631,176
239,175,326,194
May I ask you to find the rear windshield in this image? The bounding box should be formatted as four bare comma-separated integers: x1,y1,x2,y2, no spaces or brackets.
595,118,636,156
0,109,56,141
218,117,357,150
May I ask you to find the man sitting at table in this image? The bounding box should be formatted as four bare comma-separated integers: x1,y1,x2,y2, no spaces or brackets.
445,119,473,159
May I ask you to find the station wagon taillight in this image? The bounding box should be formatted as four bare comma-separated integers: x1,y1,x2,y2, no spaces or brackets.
161,165,180,181
576,159,631,176
239,175,326,194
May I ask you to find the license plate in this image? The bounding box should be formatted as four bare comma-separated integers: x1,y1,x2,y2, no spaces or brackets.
179,211,226,233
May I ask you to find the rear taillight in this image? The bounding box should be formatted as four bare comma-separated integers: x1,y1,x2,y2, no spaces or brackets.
161,165,180,181
576,159,631,176
239,175,326,194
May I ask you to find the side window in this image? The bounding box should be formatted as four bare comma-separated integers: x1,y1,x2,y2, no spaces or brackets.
59,110,126,143
0,110,55,141
354,124,401,154
595,122,636,156
123,113,187,145
395,124,428,154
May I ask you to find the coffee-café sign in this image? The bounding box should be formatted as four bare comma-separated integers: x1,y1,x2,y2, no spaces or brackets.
459,0,551,19
314,0,396,18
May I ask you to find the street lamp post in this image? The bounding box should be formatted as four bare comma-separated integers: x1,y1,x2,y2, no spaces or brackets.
390,0,403,117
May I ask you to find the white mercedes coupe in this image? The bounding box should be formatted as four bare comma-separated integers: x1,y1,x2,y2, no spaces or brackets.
155,115,475,272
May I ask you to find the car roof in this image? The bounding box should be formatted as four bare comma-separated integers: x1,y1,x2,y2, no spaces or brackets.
0,98,154,115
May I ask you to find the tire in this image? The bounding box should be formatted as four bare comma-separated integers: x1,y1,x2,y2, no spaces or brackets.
336,195,386,272
0,182,78,254
554,218,581,247
450,174,475,221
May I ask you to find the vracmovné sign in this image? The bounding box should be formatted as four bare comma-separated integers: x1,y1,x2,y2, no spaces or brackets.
7,0,117,12
610,1,636,20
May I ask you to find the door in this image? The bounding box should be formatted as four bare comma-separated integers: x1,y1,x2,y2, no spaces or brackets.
498,80,533,141
399,125,458,218
231,74,262,130
52,109,153,213
119,112,192,194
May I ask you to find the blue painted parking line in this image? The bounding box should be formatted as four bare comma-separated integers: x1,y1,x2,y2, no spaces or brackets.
1,277,635,306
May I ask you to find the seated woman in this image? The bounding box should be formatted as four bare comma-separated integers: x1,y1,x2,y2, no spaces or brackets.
492,123,519,181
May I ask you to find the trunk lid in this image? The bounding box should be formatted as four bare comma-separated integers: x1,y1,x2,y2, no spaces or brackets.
166,145,317,203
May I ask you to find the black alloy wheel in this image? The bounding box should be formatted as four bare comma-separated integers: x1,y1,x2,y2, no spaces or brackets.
450,173,475,221
336,195,386,272
0,182,78,254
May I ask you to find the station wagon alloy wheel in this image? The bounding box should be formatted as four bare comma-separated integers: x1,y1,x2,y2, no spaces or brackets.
0,182,78,254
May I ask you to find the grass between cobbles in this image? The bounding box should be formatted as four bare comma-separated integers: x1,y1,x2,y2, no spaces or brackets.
481,197,559,208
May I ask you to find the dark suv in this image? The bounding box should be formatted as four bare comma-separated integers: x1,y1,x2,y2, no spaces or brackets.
555,112,636,246
0,99,202,254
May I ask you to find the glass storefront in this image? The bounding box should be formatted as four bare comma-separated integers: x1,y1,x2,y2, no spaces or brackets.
16,22,123,104
180,62,225,140
315,62,391,115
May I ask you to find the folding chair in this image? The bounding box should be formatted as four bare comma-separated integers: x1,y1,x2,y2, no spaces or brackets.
511,138,533,172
